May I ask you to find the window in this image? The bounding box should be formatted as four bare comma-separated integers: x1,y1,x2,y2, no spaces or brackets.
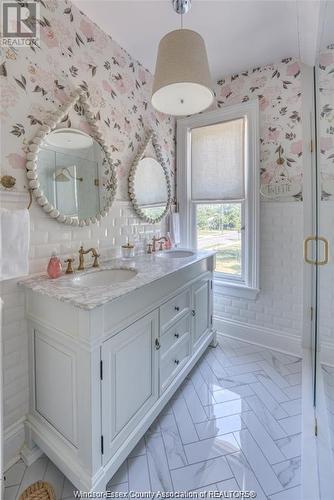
177,101,259,299
196,203,243,277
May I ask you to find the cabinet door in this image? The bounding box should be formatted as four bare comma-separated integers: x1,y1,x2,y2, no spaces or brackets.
101,311,158,464
192,276,212,351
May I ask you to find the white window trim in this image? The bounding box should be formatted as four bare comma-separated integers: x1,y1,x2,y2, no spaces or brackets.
177,101,260,299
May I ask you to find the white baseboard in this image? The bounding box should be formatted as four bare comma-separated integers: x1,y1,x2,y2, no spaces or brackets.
4,418,25,472
214,316,302,357
20,444,44,467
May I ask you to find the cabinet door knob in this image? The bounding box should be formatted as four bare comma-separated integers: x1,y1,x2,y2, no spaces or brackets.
174,333,180,338
174,359,180,365
174,306,180,312
192,309,196,317
155,338,161,350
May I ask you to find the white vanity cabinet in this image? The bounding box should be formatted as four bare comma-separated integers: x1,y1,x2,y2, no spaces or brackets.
101,311,159,465
22,254,215,492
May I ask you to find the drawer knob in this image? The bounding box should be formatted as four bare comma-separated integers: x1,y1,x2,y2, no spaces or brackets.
174,359,180,365
174,333,180,338
174,306,180,312
192,309,196,317
155,338,161,350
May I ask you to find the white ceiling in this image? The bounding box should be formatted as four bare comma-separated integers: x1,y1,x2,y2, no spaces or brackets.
74,0,320,80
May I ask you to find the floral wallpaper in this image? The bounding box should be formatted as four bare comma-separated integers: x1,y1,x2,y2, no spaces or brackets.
0,0,306,204
216,58,303,201
318,44,334,200
0,0,175,201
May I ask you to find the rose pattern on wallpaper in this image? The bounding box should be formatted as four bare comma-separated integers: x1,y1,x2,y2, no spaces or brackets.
0,0,307,203
318,44,334,200
216,58,303,201
0,0,175,201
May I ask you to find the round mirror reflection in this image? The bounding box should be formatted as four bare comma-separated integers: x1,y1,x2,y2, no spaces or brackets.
36,128,115,221
132,157,170,221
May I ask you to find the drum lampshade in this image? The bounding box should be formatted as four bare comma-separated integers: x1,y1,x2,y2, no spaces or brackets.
152,29,214,116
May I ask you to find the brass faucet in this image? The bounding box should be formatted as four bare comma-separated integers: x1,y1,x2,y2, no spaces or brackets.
65,258,75,274
152,236,168,252
78,246,100,270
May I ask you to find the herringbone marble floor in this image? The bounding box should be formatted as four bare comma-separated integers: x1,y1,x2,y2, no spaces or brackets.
4,335,302,500
322,364,334,458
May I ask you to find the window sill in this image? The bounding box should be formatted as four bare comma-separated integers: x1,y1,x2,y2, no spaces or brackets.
214,280,260,300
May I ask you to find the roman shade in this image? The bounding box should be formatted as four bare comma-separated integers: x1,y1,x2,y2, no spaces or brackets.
191,118,245,201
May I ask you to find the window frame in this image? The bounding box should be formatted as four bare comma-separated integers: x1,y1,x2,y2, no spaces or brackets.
177,101,260,299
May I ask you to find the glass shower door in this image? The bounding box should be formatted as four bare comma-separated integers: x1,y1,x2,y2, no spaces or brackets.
314,2,334,496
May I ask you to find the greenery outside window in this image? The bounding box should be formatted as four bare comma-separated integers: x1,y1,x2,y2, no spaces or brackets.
196,203,244,278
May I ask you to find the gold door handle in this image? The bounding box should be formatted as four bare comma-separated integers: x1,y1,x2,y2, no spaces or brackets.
318,236,329,265
304,236,317,264
303,236,329,265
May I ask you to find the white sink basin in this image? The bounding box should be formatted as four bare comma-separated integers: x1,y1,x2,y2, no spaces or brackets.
158,250,195,259
70,269,137,287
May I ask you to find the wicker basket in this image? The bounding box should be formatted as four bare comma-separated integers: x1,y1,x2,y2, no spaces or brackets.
19,481,55,500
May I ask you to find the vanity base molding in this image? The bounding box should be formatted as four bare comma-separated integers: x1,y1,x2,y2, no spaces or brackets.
24,331,214,491
23,255,215,491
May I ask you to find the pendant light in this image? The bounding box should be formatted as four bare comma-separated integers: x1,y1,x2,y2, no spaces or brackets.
152,0,214,116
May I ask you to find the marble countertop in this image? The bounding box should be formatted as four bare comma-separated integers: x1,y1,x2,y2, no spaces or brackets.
19,250,215,310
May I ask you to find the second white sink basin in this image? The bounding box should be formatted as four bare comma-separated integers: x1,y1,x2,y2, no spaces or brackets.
71,268,137,287
158,250,195,259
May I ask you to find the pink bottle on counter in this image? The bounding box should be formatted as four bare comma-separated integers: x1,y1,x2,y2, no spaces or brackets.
47,252,62,279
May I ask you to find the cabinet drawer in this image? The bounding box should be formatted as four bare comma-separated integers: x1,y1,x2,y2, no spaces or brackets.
160,314,190,356
160,289,191,332
160,333,191,392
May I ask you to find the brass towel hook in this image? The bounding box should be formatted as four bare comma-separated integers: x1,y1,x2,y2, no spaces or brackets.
0,175,32,209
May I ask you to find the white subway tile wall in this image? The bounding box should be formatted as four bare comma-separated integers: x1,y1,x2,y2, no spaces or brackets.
28,201,166,273
214,203,303,338
2,280,28,431
318,201,334,347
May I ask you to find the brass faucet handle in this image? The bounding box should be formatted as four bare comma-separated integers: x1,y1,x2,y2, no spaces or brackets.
64,258,75,274
78,247,85,270
92,253,100,268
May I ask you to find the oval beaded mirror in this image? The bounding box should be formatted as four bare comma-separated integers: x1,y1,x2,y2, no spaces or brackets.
128,131,171,223
26,89,117,226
